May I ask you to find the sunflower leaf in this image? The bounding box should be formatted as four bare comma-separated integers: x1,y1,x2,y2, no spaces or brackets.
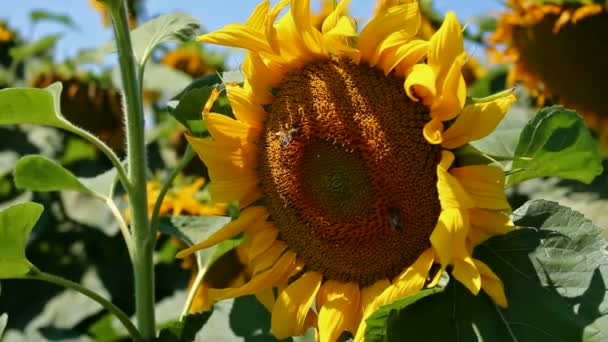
167,86,215,137
0,83,69,129
129,12,200,67
365,200,608,342
507,106,603,187
0,202,43,279
154,312,212,342
14,155,117,200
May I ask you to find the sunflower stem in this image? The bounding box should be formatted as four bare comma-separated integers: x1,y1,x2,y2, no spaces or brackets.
104,0,155,340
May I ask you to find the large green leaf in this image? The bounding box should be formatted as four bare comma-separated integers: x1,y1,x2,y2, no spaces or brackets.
508,106,603,187
365,200,608,342
0,202,43,279
0,83,68,129
130,12,200,66
14,155,117,199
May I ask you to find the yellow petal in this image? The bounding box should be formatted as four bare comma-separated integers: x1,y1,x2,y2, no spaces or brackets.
241,54,284,104
452,256,481,295
317,281,360,342
272,5,315,63
437,166,474,209
427,12,463,88
209,250,297,300
176,206,268,258
321,0,351,34
378,39,427,76
352,279,390,342
442,94,516,149
291,0,325,56
272,272,323,339
468,208,513,246
197,24,273,54
450,165,510,210
359,1,420,64
430,53,467,121
226,84,268,125
246,0,270,31
422,118,444,145
255,288,276,312
247,223,280,263
383,248,434,303
205,112,261,145
252,240,289,275
475,259,508,308
404,63,436,105
210,177,261,205
430,208,470,266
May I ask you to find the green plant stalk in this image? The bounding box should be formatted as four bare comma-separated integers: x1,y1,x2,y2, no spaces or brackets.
149,145,195,234
27,268,142,342
104,0,155,339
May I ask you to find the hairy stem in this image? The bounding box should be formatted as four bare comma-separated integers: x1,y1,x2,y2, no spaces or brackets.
105,0,155,339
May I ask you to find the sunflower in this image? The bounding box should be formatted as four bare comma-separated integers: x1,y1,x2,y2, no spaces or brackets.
32,71,126,152
178,0,515,341
161,43,224,79
489,0,608,147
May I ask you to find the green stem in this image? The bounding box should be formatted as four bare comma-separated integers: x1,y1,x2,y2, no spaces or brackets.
28,269,142,342
106,198,135,259
105,0,155,339
65,126,130,189
149,145,195,235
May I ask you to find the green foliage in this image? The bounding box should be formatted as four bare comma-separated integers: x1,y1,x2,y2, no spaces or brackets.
365,200,608,342
14,155,117,199
508,106,603,187
9,34,61,62
0,202,43,278
0,83,69,129
158,215,234,269
30,10,77,29
129,12,201,67
143,62,193,95
155,312,212,342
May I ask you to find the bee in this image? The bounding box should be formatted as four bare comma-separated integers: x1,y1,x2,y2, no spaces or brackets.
275,127,300,147
388,207,403,232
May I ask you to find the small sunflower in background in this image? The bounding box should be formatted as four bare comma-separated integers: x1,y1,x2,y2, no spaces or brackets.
32,71,126,152
0,21,21,83
89,0,142,28
489,0,608,148
178,0,516,341
161,42,226,79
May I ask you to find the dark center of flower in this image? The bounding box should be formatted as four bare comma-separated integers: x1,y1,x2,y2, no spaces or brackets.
513,10,608,114
259,57,441,286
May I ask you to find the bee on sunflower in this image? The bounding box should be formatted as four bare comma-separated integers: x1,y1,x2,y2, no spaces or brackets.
177,0,516,341
489,0,608,149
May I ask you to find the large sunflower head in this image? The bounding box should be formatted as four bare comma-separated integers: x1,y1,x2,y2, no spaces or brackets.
179,1,515,341
489,0,608,147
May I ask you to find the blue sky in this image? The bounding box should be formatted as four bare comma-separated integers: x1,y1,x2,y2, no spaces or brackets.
3,1,503,65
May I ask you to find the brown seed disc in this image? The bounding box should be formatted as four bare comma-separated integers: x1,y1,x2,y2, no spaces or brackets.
513,10,608,115
259,57,442,286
